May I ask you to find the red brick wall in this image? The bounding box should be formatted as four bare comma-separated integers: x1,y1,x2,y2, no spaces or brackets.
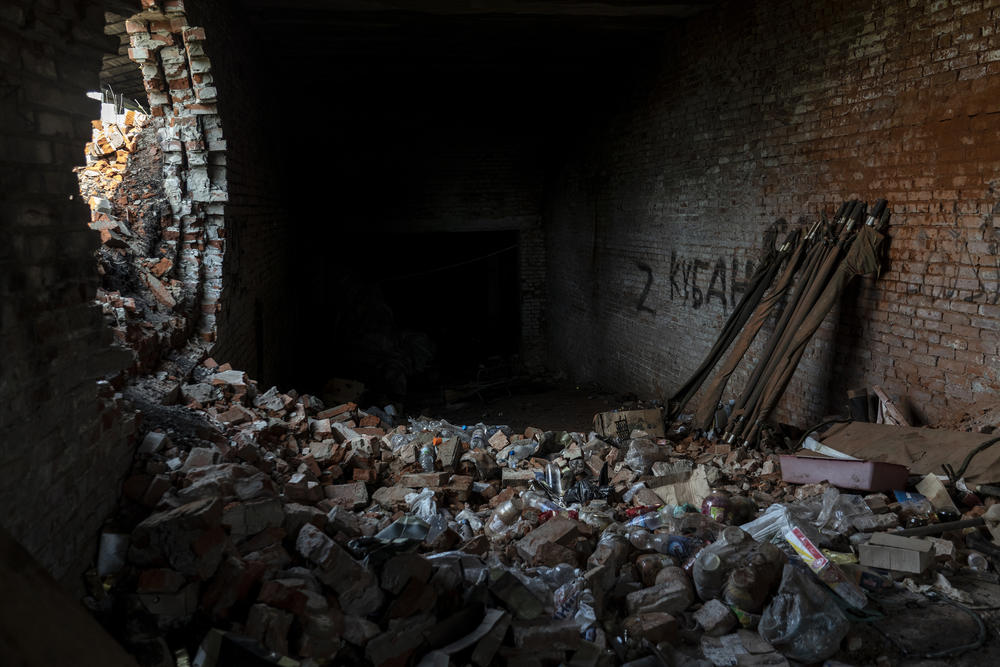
546,0,1000,426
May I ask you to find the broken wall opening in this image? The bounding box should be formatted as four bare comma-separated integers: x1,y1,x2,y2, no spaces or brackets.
78,6,228,378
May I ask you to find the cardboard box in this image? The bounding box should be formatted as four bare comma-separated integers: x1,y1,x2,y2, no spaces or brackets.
593,409,665,439
858,532,934,573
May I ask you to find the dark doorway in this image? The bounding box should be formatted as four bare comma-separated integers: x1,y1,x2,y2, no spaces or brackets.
291,230,520,402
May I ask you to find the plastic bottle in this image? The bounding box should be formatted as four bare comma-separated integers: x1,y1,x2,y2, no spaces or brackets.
511,440,537,460
651,534,703,561
545,462,565,495
625,509,667,530
968,551,989,571
458,520,475,542
521,490,562,514
470,426,487,450
627,528,653,551
692,526,757,600
719,541,786,613
419,442,436,472
588,531,630,570
636,553,675,586
676,511,726,542
486,498,521,536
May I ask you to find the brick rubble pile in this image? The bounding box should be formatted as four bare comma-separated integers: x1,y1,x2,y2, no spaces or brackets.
91,361,999,667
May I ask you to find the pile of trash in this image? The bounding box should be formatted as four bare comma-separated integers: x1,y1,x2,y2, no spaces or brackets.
88,360,1000,666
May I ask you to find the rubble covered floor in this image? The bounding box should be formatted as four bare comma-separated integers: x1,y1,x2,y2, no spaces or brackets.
86,360,1000,667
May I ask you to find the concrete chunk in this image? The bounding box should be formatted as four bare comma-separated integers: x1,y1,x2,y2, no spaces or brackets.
324,481,369,509
694,599,737,637
626,570,695,615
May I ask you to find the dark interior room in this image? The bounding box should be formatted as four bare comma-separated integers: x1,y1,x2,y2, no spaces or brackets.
2,1,1000,665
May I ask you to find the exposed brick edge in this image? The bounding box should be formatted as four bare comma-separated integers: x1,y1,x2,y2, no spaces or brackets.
127,0,227,346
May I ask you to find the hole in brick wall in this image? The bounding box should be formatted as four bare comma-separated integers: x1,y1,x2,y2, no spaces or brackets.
76,8,227,378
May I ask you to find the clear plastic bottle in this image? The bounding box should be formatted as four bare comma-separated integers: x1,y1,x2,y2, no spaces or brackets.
626,511,666,531
968,551,989,571
521,490,562,514
508,440,537,464
588,531,630,570
419,443,436,472
628,528,653,551
470,426,487,450
486,498,521,536
545,462,565,495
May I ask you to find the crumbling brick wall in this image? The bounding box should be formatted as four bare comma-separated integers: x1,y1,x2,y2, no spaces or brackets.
0,0,137,588
0,0,292,588
546,0,1000,425
181,0,295,386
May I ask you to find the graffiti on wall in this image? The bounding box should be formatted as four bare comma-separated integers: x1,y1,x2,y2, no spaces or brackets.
632,253,756,314
669,253,756,311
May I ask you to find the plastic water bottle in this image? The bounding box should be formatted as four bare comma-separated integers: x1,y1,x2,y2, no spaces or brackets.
625,511,666,530
419,443,436,472
522,490,562,514
545,462,565,495
470,427,487,450
508,440,537,464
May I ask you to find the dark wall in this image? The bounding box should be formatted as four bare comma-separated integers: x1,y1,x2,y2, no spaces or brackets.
546,0,1000,425
0,0,136,587
246,15,658,395
185,0,297,388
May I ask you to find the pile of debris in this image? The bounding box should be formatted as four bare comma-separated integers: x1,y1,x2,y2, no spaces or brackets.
80,109,144,198
76,104,189,373
89,361,1000,666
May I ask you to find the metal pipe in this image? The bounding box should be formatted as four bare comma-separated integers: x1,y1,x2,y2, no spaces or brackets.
895,518,985,537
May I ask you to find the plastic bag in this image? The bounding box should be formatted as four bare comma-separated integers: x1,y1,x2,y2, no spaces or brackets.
815,487,872,538
759,562,849,663
741,504,821,548
622,437,668,474
622,482,647,504
387,432,415,451
532,563,578,590
741,504,867,609
563,479,609,504
373,515,429,543
405,487,438,523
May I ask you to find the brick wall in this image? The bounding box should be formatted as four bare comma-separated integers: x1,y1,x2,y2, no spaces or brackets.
0,0,296,588
0,0,137,588
546,0,1000,426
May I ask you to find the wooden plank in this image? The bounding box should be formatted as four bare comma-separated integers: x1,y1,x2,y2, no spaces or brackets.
871,385,910,426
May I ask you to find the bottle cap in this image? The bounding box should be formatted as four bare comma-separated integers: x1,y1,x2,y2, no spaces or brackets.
701,552,722,571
